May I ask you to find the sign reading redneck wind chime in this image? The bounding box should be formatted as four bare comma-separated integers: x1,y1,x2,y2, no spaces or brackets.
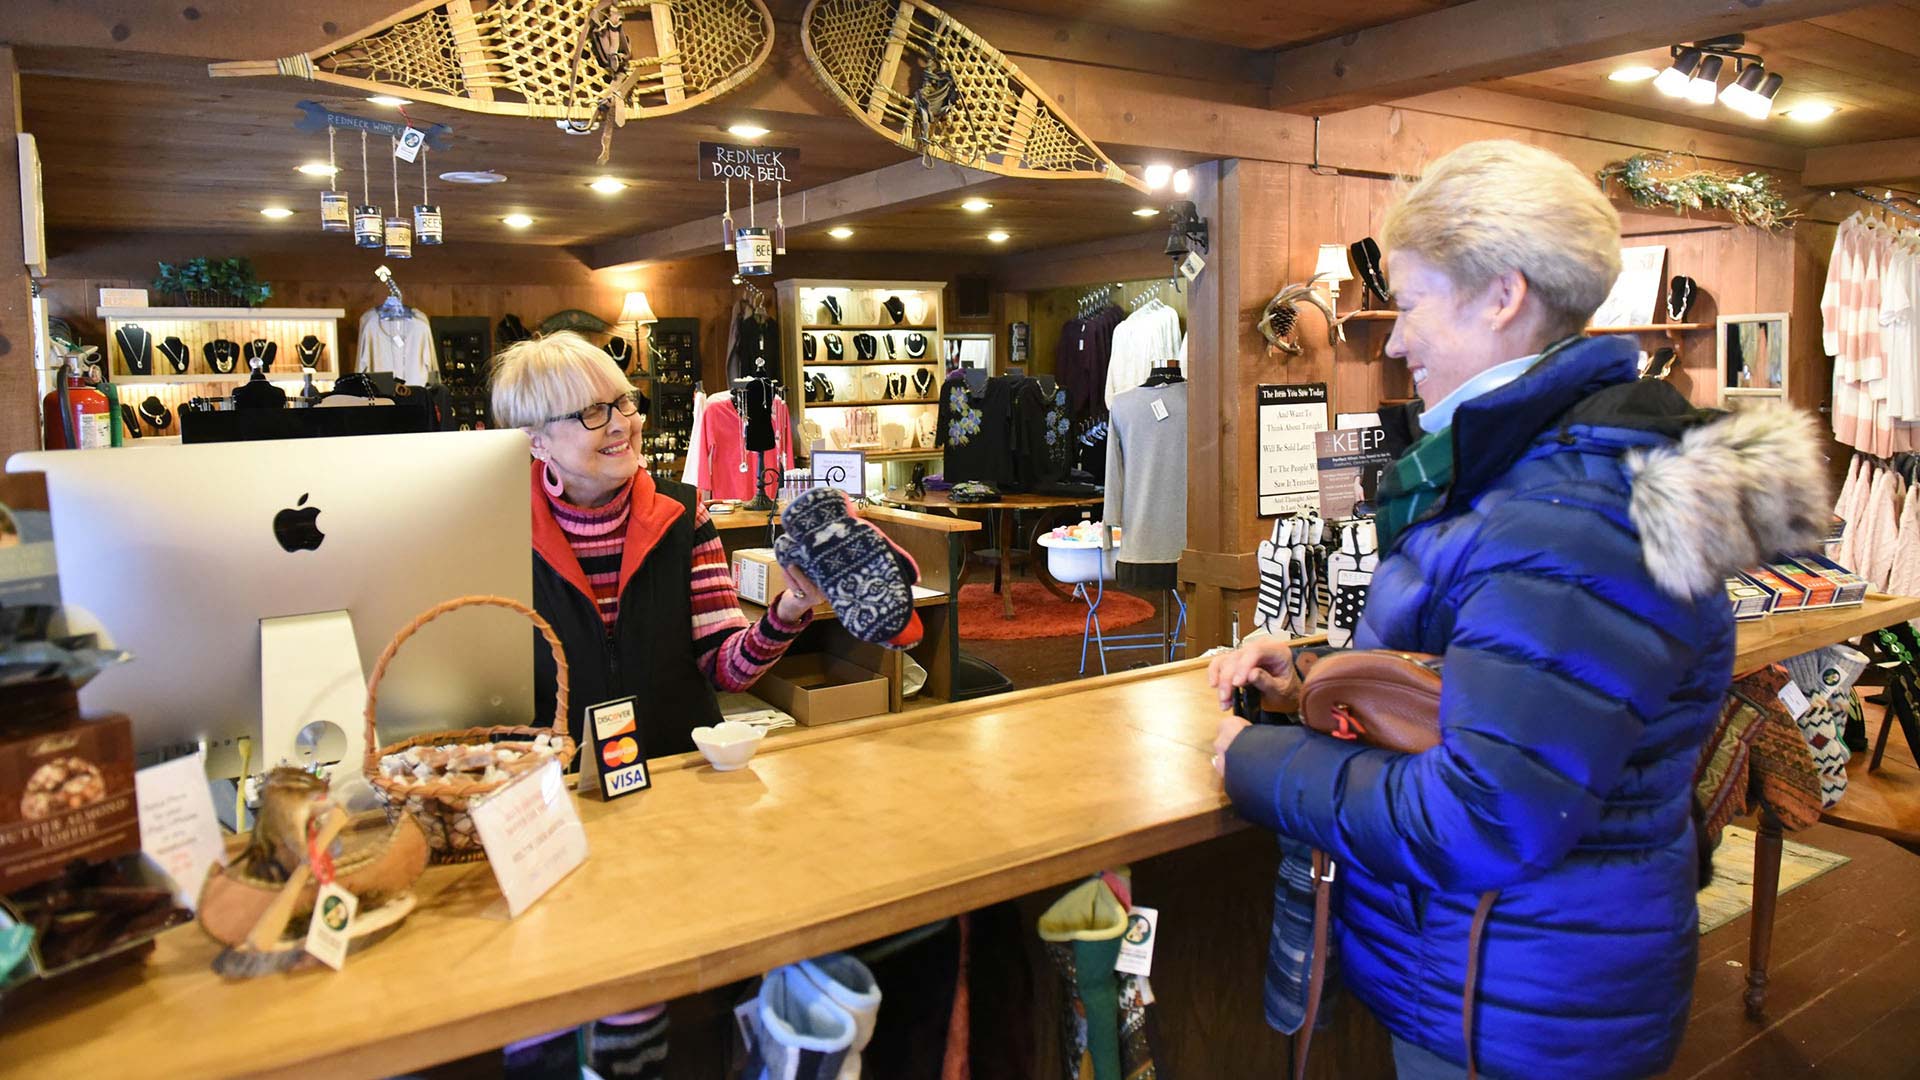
697,141,802,276
293,101,454,251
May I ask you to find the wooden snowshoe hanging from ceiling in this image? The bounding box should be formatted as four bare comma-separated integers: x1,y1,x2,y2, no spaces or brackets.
800,0,1149,193
209,0,774,126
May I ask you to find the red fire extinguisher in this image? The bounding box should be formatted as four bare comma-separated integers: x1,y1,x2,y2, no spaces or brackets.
42,356,112,450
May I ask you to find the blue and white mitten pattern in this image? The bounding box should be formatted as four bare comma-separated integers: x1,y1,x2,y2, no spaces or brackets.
774,488,922,648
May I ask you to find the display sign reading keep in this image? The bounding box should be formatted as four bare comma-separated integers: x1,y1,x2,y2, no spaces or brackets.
698,142,801,183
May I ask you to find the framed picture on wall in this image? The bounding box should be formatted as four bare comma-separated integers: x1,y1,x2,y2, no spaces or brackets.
1591,245,1667,328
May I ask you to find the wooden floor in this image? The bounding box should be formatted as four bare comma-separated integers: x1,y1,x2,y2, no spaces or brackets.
1824,704,1920,846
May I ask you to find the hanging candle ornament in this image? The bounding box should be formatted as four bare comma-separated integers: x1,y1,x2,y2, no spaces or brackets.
353,131,384,249
384,140,413,258
320,125,350,233
774,181,786,255
735,177,771,275
721,178,736,251
413,148,443,246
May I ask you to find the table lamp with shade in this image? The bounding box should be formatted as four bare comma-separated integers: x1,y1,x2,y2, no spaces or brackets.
617,290,659,376
1314,243,1354,341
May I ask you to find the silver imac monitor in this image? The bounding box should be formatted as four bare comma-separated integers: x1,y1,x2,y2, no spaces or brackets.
7,430,534,783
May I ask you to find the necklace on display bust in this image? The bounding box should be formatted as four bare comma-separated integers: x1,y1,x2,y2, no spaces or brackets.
203,339,240,375
803,334,817,362
883,295,906,325
604,336,632,372
825,334,845,361
912,368,934,398
1667,276,1697,322
820,295,844,325
120,403,143,439
159,336,191,374
115,324,153,376
244,339,278,372
885,372,908,400
138,395,172,432
853,333,877,361
296,335,326,369
903,332,927,359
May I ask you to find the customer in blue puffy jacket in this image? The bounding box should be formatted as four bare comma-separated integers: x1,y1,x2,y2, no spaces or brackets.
1210,141,1830,1079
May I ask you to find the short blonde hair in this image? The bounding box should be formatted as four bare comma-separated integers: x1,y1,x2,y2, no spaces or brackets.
1382,140,1621,336
489,330,634,429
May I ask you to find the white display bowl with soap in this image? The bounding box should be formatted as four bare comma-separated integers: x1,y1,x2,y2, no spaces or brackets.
1039,522,1122,585
691,720,767,771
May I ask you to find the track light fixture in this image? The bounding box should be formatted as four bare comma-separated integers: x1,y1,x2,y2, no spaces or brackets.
1645,36,1786,119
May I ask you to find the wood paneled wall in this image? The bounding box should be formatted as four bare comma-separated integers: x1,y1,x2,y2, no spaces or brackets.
1179,161,1838,649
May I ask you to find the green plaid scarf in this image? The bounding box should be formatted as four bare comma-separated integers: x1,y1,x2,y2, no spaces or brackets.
1374,425,1454,552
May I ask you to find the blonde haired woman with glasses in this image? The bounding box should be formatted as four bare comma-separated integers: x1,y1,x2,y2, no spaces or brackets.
490,331,822,761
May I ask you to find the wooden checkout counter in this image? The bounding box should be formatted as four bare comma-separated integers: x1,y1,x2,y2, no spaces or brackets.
3,598,1916,1078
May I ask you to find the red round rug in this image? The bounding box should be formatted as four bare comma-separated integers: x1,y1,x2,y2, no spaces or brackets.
958,581,1157,641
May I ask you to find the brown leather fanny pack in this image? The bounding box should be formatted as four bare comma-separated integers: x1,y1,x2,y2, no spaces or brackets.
1292,650,1496,1080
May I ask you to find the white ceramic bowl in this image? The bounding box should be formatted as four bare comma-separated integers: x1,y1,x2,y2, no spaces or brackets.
1039,533,1121,585
691,720,766,771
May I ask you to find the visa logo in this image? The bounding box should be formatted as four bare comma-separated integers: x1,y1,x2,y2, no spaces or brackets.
606,764,651,794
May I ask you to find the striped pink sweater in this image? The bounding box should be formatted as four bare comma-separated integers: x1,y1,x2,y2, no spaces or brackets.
546,480,810,692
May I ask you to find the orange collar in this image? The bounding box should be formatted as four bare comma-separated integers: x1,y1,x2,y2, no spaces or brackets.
530,462,685,602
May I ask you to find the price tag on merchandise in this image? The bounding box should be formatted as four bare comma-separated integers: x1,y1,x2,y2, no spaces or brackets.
1115,906,1159,977
474,759,589,917
1179,251,1206,283
1150,398,1170,422
1778,681,1812,720
305,883,359,970
394,126,427,163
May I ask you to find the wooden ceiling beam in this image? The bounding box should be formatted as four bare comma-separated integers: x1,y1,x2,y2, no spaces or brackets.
1802,137,1920,188
588,158,1003,269
0,1,402,61
1268,0,1882,115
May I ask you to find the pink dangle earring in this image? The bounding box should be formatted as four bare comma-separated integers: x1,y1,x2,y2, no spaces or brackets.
540,457,565,497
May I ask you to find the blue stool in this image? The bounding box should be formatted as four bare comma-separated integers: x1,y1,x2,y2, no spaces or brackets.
1041,534,1189,675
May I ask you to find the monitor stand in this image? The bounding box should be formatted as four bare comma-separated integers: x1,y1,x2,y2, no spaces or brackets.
260,610,378,810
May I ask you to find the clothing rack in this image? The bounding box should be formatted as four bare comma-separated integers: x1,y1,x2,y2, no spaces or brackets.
1077,282,1119,315
1844,188,1920,224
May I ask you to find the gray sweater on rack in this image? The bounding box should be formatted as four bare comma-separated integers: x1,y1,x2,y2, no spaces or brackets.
1104,380,1188,565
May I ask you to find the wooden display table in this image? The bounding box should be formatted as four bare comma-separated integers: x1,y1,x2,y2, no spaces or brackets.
879,489,1105,618
1730,593,1920,1019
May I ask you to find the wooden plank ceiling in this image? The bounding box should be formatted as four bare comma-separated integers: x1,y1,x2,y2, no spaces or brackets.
966,0,1468,51
1494,2,1920,153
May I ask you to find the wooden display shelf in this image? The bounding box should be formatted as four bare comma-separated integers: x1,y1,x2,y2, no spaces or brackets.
1587,322,1709,334
799,324,938,332
96,306,347,320
803,360,940,367
1733,594,1920,673
112,372,321,385
858,447,942,461
807,398,939,408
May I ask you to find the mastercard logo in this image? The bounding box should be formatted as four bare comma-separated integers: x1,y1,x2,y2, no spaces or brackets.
601,737,640,768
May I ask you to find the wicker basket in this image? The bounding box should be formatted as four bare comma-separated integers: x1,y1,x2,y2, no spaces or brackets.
362,595,575,863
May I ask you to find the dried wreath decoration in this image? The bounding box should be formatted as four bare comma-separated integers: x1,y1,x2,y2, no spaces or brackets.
1595,153,1797,231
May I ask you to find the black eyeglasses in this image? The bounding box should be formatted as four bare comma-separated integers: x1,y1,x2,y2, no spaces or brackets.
549,391,642,430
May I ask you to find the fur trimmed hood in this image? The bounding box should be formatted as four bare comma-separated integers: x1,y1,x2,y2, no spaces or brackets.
1625,400,1831,599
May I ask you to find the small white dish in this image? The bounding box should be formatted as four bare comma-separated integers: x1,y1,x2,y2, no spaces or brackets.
691,720,766,771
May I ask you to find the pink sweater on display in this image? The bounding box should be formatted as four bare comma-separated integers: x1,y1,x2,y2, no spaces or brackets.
692,394,794,501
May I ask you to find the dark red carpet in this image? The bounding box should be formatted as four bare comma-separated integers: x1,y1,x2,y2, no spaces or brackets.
957,581,1156,641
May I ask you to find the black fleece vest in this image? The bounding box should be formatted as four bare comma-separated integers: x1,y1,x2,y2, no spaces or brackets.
532,479,723,759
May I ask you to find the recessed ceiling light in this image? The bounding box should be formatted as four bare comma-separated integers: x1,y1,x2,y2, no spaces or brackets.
986,230,1010,243
295,162,339,177
828,226,854,239
1784,102,1835,122
727,123,770,139
259,207,295,219
961,198,992,212
1144,164,1172,190
1132,207,1160,217
502,214,535,228
1609,65,1660,83
440,170,507,185
588,176,628,194
366,94,412,107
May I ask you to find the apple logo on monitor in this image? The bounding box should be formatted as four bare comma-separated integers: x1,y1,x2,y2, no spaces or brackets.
273,494,325,552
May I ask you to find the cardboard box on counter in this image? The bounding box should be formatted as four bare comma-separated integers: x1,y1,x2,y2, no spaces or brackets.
0,713,138,895
751,654,888,727
1739,566,1807,612
1789,553,1869,607
731,548,789,607
1727,578,1772,621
